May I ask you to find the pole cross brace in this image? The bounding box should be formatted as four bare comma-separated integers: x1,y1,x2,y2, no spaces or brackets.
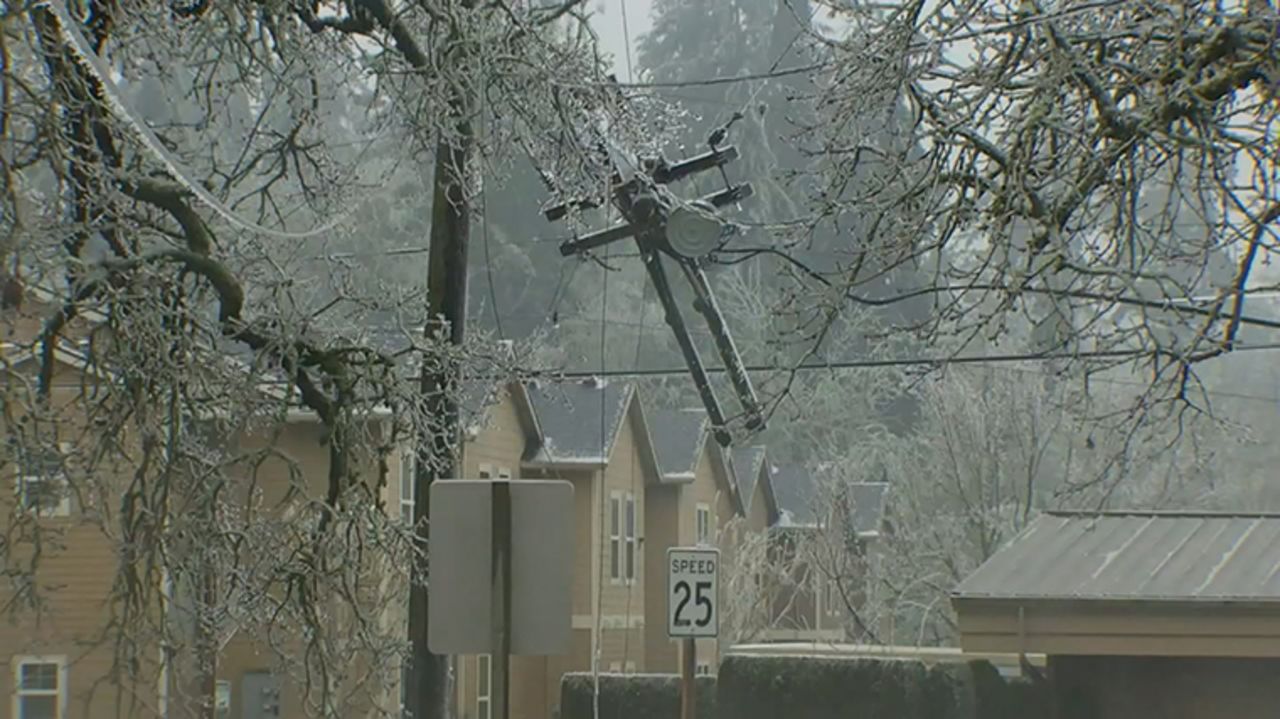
543,143,765,446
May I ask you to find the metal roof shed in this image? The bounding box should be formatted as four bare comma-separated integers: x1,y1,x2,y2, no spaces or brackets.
952,511,1280,658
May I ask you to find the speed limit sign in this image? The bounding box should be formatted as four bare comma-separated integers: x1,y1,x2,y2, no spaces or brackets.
667,547,718,638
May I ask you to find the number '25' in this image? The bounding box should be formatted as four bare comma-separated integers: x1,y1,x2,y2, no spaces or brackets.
673,580,712,627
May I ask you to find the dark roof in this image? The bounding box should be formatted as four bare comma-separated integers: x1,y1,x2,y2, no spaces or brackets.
954,511,1280,603
524,379,631,463
845,482,889,534
730,446,767,507
648,408,707,478
771,463,815,524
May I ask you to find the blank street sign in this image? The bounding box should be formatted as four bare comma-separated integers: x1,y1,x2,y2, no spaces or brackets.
428,479,574,655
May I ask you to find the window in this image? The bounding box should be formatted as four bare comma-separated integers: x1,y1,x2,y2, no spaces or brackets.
496,466,511,479
479,463,493,479
400,451,416,525
14,657,64,719
607,661,621,673
696,661,711,676
215,680,231,719
624,661,635,674
400,664,409,718
624,495,636,582
609,493,621,582
696,503,711,546
476,655,492,719
825,577,841,616
15,443,71,518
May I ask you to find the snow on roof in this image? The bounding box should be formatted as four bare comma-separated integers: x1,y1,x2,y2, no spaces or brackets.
648,407,707,478
524,379,631,464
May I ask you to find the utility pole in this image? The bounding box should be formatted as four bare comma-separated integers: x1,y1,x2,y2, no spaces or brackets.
408,12,474,719
544,134,765,446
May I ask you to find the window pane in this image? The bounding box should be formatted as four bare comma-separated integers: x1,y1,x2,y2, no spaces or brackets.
625,497,635,538
610,538,620,579
20,477,65,514
625,539,634,580
610,498,620,538
401,455,415,501
19,696,58,719
20,663,58,690
401,503,414,525
478,655,490,695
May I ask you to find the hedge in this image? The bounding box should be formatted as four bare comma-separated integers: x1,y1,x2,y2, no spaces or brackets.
717,654,1049,719
718,654,970,719
560,672,716,719
560,656,1047,719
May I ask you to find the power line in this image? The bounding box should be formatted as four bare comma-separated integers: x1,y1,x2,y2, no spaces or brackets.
566,0,1205,92
532,343,1280,380
570,62,831,89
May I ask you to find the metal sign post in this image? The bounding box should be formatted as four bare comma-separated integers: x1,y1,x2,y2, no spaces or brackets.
491,481,512,719
667,547,720,719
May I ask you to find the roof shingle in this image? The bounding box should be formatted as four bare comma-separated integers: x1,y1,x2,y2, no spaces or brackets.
648,408,707,478
524,380,631,464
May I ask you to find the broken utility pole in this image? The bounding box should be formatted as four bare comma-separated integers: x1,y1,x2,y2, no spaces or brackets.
543,125,765,446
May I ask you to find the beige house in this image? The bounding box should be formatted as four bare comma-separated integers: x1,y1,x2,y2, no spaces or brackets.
953,510,1280,719
6,287,842,719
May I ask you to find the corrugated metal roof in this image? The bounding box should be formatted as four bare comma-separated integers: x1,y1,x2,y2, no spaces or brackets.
954,511,1280,603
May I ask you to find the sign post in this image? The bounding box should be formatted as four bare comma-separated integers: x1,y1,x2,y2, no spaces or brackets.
491,481,512,719
667,547,719,719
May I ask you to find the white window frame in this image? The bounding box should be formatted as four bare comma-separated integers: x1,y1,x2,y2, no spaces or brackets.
624,661,636,674
13,655,67,719
478,463,494,480
15,443,72,518
476,654,492,719
624,494,637,584
609,492,622,583
399,451,416,525
825,575,842,617
215,679,231,719
496,466,511,479
695,503,711,546
607,661,621,673
695,660,712,676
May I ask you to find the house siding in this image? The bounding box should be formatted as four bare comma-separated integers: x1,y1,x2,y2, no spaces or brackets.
1,355,163,719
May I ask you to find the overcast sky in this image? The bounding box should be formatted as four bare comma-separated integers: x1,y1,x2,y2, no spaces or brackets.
587,0,654,81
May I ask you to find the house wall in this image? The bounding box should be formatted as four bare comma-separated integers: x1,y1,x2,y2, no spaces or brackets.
0,357,166,719
745,478,771,533
596,403,650,673
215,419,397,719
955,601,1280,657
643,484,680,673
460,389,527,479
1052,655,1280,719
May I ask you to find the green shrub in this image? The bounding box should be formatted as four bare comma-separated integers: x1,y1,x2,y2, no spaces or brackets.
716,655,1048,719
560,673,716,719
